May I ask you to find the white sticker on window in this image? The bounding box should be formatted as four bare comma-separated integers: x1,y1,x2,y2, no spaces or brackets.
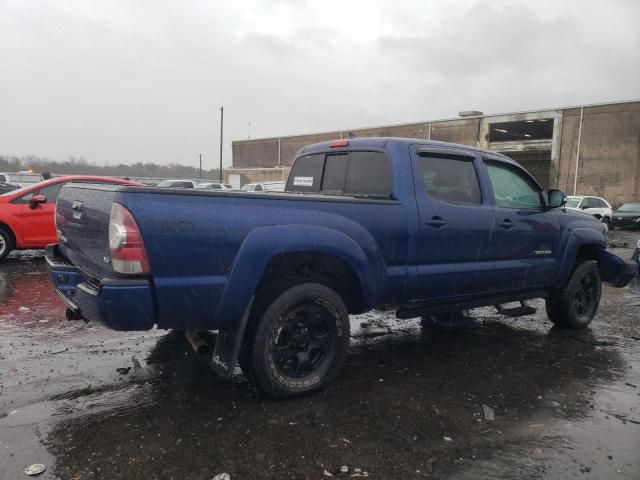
293,176,314,187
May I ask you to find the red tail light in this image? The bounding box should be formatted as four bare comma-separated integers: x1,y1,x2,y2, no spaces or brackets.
109,203,150,275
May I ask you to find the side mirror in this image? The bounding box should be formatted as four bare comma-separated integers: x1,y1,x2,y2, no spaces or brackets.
29,194,47,209
547,189,566,209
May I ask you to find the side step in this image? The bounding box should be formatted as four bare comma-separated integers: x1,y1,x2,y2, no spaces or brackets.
495,300,536,318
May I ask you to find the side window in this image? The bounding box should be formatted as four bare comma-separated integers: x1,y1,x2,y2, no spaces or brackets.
39,183,64,203
286,154,323,192
419,154,482,204
321,153,348,193
254,184,263,191
344,151,391,197
0,174,6,182
485,161,542,209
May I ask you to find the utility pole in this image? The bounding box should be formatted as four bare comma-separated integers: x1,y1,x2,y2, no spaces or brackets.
199,154,202,179
219,107,224,182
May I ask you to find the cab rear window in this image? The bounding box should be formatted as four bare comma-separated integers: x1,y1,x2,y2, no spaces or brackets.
287,151,392,197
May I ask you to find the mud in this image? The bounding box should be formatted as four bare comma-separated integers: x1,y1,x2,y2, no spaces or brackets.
1,231,639,479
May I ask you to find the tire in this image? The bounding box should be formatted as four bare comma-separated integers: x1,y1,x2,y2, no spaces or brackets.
545,260,601,329
241,283,350,398
0,227,14,260
602,217,611,227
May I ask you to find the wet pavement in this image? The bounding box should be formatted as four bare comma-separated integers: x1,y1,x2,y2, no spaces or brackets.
1,232,639,479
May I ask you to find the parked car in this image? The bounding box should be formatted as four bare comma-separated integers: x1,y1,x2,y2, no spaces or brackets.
156,179,196,189
196,182,234,190
610,202,640,230
0,181,19,195
565,195,613,225
0,171,43,187
241,181,285,192
0,175,141,260
46,138,637,398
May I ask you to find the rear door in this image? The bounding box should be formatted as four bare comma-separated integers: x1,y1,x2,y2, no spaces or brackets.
411,147,496,299
484,158,561,290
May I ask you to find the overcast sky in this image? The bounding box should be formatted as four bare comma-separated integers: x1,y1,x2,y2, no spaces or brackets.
1,0,638,168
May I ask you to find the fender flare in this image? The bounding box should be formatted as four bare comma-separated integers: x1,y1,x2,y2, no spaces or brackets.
554,227,607,288
214,224,382,329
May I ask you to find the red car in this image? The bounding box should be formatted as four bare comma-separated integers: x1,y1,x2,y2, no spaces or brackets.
0,176,141,260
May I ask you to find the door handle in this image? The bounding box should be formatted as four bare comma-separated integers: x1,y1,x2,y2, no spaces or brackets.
498,219,514,229
425,216,447,228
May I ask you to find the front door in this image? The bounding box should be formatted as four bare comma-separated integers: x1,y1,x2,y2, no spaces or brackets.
411,147,496,300
19,183,63,246
484,159,561,290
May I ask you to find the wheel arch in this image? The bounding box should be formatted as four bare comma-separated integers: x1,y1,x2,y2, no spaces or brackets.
214,224,382,329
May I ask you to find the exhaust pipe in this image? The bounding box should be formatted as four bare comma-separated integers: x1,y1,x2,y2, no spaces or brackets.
185,330,212,357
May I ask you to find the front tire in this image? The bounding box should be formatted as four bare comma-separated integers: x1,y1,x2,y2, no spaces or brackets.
242,283,350,398
0,227,14,260
546,260,601,329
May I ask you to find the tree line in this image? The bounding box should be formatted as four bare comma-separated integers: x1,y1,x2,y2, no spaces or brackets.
0,155,221,180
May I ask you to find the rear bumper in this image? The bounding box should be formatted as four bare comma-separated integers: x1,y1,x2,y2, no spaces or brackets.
45,244,155,331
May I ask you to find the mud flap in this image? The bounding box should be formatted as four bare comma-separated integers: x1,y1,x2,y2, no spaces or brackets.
210,296,254,378
596,249,639,288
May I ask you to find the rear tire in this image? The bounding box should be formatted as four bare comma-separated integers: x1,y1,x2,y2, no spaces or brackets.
241,283,350,399
546,260,601,329
0,227,14,260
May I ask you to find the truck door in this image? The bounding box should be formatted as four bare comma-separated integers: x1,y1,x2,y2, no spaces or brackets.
411,147,496,300
483,158,561,290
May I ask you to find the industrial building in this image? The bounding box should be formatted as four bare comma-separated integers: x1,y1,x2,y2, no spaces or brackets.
230,100,640,206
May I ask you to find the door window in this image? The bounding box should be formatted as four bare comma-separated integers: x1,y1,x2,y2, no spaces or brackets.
485,161,542,209
419,154,481,204
38,183,64,203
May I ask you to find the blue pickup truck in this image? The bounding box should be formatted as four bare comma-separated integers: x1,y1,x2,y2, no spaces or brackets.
46,138,637,398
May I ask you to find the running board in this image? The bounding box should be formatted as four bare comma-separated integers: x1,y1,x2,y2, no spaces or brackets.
396,290,547,320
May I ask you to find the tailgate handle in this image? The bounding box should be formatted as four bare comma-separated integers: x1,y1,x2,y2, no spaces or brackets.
71,201,84,211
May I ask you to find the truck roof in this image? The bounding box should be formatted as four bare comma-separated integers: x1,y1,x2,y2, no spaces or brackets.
298,137,514,164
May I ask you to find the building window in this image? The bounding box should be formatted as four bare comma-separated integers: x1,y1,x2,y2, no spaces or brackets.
489,119,554,142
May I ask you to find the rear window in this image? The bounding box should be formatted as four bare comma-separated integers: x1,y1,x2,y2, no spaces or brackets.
286,154,324,192
287,151,391,197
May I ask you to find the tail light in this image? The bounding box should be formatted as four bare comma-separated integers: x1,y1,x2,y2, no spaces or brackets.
109,203,150,275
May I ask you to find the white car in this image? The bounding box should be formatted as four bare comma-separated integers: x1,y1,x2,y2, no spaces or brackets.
565,195,613,225
196,182,234,190
241,181,286,192
0,171,43,187
155,179,196,189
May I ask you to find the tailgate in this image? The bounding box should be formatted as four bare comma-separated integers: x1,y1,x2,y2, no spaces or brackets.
56,183,118,279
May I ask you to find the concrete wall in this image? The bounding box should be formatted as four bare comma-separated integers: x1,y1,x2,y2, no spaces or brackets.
224,167,290,185
231,101,640,205
557,102,640,207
